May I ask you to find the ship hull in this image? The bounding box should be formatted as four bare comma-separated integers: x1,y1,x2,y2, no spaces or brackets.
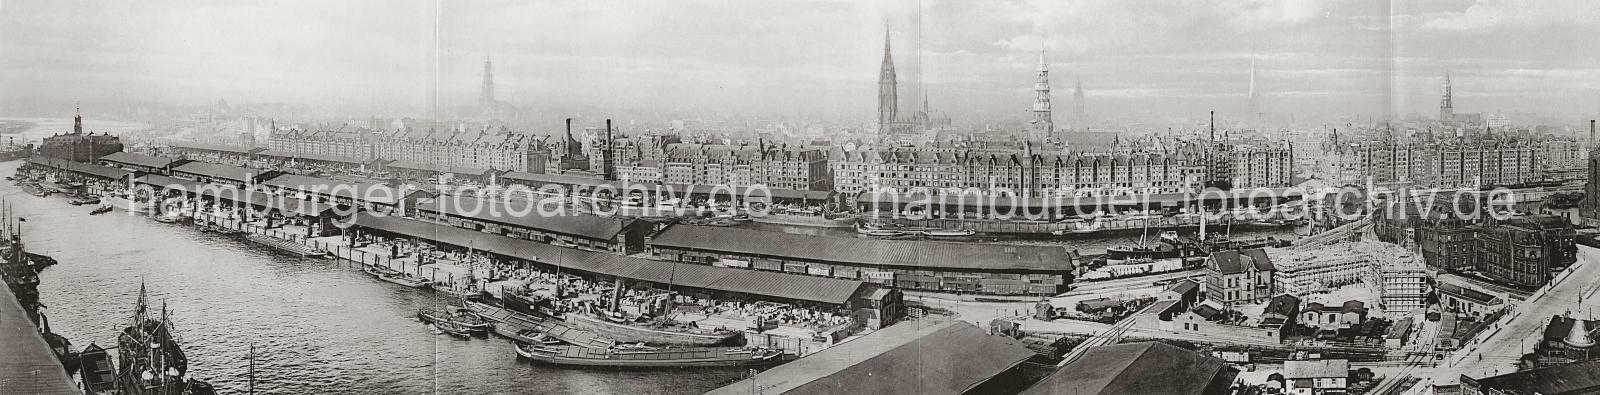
515,343,787,369
563,312,738,347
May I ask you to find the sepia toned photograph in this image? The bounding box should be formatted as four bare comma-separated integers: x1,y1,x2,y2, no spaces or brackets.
2,1,1599,394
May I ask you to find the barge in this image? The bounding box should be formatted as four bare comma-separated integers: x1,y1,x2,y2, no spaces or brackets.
514,342,787,368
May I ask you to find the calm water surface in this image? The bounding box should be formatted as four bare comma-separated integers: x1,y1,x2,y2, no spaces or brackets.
9,161,745,395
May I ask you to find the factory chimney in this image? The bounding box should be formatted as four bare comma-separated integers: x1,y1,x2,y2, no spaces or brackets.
603,119,616,181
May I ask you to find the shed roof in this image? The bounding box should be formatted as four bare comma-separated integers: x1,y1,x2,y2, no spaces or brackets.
1284,359,1350,379
415,197,629,241
1021,342,1231,395
171,161,264,183
351,213,866,304
649,225,1073,272
707,320,1036,395
99,152,177,169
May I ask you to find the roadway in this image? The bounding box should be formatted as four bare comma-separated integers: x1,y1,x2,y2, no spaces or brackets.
1422,244,1600,385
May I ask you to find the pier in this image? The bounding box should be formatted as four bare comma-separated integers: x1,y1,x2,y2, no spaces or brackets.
0,282,78,395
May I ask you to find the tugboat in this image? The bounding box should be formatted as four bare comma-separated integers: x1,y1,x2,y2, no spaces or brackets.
94,283,216,395
90,205,115,215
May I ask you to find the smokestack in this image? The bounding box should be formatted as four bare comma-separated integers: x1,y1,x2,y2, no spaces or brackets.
603,119,616,181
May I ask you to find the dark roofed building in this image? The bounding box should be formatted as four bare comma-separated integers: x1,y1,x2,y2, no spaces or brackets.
170,161,279,188
1437,282,1504,316
648,225,1073,295
98,152,184,174
351,213,872,306
1021,342,1238,395
415,197,650,253
706,320,1040,395
1203,248,1276,305
1462,359,1600,395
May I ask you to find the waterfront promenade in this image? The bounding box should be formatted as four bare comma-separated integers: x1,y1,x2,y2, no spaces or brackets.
0,282,77,395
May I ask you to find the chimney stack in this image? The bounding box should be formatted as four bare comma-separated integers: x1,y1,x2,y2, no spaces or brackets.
1209,111,1215,142
603,119,616,181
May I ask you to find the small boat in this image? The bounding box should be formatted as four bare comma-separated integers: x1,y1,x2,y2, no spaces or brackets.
856,224,904,237
89,206,113,215
417,308,492,333
78,343,115,394
433,322,475,338
514,342,789,368
922,229,976,238
68,195,100,206
363,264,399,277
379,272,432,288
153,215,183,223
244,233,328,257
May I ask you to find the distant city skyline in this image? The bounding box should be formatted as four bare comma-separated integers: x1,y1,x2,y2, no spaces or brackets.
3,0,1599,123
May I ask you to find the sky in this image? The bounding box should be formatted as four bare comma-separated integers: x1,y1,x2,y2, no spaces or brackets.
2,0,1598,123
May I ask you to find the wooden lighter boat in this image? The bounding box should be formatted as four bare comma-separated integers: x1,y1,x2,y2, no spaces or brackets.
417,308,491,333
378,272,432,288
922,229,976,238
433,322,475,338
89,206,114,215
563,310,739,347
468,301,616,349
514,342,788,368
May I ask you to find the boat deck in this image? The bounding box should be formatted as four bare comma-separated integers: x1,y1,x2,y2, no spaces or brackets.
534,345,762,361
475,306,615,348
0,280,80,395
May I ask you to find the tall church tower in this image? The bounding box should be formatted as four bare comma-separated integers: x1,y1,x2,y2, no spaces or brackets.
1031,50,1053,137
480,55,496,107
1073,77,1086,128
878,27,898,134
1247,56,1259,119
1439,72,1454,123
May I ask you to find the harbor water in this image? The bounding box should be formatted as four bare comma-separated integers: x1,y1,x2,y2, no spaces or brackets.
6,160,744,395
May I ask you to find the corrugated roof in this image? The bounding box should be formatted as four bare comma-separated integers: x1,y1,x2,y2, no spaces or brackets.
416,197,628,241
29,156,132,180
172,161,264,182
649,225,1073,272
1021,342,1231,395
193,187,332,217
99,152,177,169
351,214,865,304
709,320,1036,395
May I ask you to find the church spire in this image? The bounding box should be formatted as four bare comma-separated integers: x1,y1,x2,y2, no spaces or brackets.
878,25,899,134
1031,49,1053,137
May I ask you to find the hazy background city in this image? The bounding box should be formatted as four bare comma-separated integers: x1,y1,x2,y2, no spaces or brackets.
4,0,1600,134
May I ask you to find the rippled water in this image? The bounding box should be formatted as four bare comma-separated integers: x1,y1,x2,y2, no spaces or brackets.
9,160,744,395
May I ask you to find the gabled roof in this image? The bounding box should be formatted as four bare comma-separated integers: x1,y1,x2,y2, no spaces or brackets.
1022,342,1232,395
1209,248,1274,274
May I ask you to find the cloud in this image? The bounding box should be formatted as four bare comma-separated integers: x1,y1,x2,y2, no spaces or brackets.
1421,0,1600,31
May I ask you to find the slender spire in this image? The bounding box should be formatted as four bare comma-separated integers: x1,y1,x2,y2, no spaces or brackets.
1247,55,1259,118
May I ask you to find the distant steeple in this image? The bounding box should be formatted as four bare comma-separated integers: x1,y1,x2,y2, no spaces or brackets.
1440,72,1454,122
480,55,496,106
878,25,899,133
1248,55,1259,119
1073,77,1086,126
73,105,83,134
